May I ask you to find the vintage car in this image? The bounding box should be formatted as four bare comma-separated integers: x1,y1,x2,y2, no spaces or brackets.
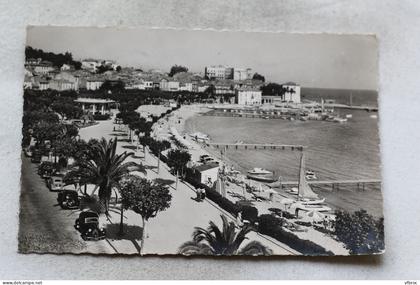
74,210,106,241
57,189,80,209
47,175,64,191
30,149,42,163
38,161,57,179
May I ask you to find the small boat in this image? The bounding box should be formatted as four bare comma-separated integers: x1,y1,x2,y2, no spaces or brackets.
247,168,273,176
300,198,326,205
333,117,348,123
189,132,210,142
247,174,276,183
286,187,299,195
345,114,353,119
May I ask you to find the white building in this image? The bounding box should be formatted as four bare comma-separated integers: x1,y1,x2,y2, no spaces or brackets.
235,88,262,105
282,82,301,103
75,98,115,115
60,64,73,71
81,59,101,72
205,66,233,80
33,61,55,75
191,162,220,186
179,82,193,92
233,68,253,81
160,79,180,92
86,79,104,90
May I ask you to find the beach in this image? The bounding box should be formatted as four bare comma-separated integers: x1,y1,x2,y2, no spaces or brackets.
179,105,383,218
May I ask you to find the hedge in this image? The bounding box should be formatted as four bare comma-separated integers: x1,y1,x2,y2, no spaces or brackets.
93,113,110,120
258,214,333,255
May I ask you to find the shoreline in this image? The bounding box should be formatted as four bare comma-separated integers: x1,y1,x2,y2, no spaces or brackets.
172,104,382,219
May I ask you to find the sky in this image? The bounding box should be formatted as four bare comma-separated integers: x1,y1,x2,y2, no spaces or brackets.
26,26,378,90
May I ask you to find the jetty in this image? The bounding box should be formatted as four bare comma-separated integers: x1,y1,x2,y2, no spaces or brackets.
323,103,378,112
275,179,381,191
206,142,306,151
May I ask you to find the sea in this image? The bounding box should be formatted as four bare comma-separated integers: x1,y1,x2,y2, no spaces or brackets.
184,88,384,217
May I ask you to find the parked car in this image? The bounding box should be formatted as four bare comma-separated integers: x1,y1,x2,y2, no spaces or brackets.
57,189,80,209
24,146,34,157
47,175,64,191
31,149,42,163
74,210,106,241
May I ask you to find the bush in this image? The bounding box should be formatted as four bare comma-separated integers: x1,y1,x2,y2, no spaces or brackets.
239,205,259,223
257,214,333,255
334,210,384,255
93,113,110,121
258,214,283,232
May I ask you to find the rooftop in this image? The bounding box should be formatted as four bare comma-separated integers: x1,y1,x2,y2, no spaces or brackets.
192,162,220,172
75,98,115,104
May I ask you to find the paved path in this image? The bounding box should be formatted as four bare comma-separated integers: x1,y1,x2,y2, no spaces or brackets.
79,115,299,255
19,155,114,254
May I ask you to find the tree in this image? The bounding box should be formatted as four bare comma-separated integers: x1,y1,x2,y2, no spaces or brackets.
119,175,172,253
66,138,146,215
167,149,191,178
252,73,265,82
334,210,385,255
169,65,188,77
261,83,287,96
178,215,272,256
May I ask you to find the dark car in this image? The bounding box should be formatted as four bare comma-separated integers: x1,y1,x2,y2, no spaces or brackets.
74,210,106,241
31,149,42,163
57,189,80,209
38,161,57,179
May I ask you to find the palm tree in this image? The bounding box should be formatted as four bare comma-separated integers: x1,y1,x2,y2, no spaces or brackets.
67,138,146,215
179,215,272,256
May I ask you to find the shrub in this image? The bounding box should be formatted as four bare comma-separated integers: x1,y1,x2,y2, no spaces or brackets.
93,113,110,121
257,214,333,255
258,214,283,232
334,210,384,255
239,205,259,223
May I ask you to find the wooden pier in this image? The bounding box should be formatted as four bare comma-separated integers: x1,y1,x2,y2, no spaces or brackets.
277,179,381,191
206,142,306,151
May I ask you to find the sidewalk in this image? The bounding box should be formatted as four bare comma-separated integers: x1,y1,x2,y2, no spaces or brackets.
79,115,298,255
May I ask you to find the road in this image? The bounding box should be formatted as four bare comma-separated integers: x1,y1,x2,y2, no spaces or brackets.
19,155,114,254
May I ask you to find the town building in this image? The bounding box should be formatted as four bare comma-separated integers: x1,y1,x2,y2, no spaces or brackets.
235,88,262,105
74,98,116,115
160,79,180,92
60,64,74,71
33,61,55,75
204,65,233,80
86,78,104,90
233,68,253,81
49,79,76,91
81,59,101,72
282,82,301,103
190,162,220,186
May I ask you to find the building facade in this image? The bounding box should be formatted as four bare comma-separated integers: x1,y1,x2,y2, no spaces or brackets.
75,98,115,115
282,82,301,103
235,88,262,105
233,68,253,81
205,66,233,80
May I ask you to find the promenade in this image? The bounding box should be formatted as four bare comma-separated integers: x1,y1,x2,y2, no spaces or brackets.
78,112,299,255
